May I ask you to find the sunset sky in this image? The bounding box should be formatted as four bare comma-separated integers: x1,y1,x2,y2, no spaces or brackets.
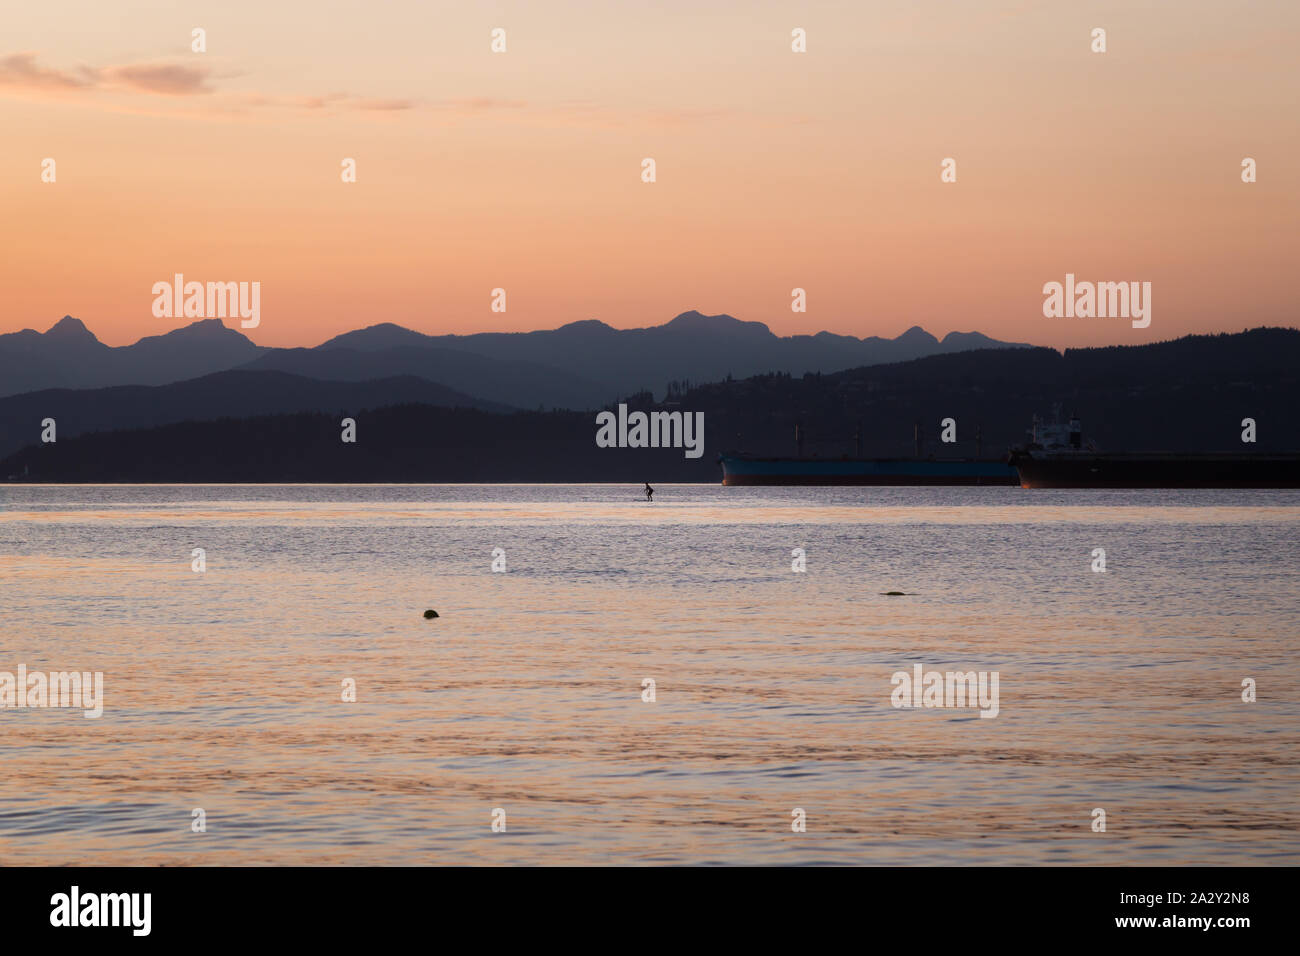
2,0,1297,348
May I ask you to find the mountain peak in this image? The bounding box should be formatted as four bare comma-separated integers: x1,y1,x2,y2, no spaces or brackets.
319,322,431,351
555,318,615,333
895,325,938,344
45,315,100,344
667,310,733,325
127,318,261,351
173,318,237,337
663,311,771,336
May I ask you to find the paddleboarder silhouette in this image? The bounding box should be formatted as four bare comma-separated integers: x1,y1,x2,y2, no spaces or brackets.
644,482,654,502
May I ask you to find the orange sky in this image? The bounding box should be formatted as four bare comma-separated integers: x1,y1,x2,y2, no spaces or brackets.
2,0,1297,348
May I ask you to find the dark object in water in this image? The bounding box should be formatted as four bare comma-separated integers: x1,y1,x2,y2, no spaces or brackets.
882,591,909,596
1009,411,1300,487
719,454,1017,486
1010,450,1300,488
423,609,439,619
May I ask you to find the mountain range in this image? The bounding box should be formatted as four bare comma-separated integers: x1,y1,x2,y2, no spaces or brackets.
0,317,262,395
0,312,1029,409
5,327,1296,482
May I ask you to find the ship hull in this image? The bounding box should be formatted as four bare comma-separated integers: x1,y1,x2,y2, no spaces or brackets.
1012,453,1300,489
719,456,1019,486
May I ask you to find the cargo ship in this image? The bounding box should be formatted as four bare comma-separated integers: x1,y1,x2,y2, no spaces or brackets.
718,455,1019,486
718,423,1018,486
1009,413,1300,488
718,413,1300,488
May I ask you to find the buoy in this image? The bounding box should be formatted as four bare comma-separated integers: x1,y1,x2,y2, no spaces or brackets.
423,609,439,619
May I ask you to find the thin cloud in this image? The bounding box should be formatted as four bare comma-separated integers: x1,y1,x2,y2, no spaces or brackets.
0,52,95,91
352,98,415,111
287,93,346,110
438,97,528,111
103,62,213,96
0,51,741,129
0,52,214,97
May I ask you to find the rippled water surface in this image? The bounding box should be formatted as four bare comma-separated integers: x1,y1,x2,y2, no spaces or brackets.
1,484,1297,865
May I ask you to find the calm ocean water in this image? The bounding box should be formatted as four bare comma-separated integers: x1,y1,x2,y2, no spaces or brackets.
1,484,1297,865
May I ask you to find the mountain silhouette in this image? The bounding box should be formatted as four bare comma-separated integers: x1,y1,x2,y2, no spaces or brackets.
239,345,603,410
42,315,100,344
0,316,265,396
0,312,1029,407
310,310,1032,405
0,369,509,460
5,328,1296,482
